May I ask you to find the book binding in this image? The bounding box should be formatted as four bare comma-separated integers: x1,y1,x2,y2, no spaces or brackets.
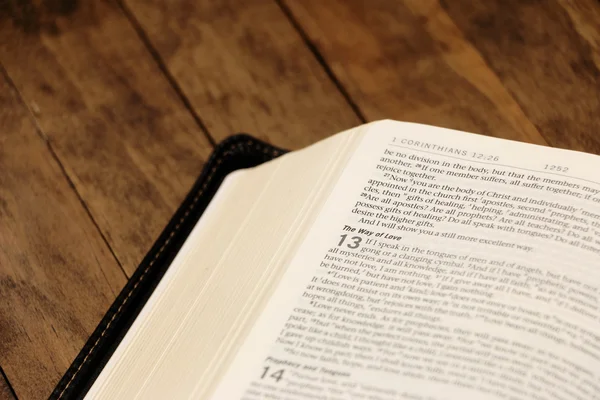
50,134,285,400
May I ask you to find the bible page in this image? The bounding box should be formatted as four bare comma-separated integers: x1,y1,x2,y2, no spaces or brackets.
208,120,600,400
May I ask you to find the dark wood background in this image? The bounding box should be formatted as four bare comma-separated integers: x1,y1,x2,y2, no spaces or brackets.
1,0,600,398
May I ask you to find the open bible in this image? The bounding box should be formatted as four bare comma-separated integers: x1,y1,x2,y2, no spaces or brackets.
55,120,600,399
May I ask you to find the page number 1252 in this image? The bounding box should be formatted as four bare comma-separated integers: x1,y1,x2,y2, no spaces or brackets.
544,164,569,173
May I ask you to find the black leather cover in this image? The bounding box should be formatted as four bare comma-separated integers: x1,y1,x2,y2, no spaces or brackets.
50,135,285,400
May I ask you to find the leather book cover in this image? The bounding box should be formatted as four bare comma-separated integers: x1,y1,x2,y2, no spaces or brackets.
50,134,285,400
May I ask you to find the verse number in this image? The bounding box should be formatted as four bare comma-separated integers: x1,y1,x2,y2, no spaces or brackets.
338,234,362,249
261,367,285,382
544,164,569,173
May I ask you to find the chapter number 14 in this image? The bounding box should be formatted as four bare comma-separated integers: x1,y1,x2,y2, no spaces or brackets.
260,367,285,383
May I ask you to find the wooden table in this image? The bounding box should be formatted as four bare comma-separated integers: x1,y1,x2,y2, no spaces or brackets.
1,0,599,398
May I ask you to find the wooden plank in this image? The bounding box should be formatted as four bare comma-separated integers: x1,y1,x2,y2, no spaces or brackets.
439,0,600,154
0,76,126,399
120,0,361,148
0,369,16,400
0,0,214,274
281,0,547,145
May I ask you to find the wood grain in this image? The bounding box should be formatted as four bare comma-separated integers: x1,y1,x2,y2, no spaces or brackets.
0,75,126,399
2,0,600,398
282,0,547,145
0,0,214,274
440,0,600,153
0,369,16,400
120,0,361,148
